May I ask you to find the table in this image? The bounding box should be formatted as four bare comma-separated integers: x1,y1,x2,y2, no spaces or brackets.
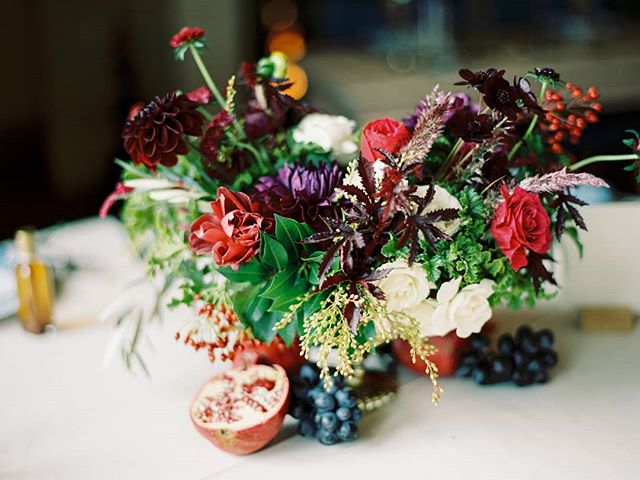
1,209,639,479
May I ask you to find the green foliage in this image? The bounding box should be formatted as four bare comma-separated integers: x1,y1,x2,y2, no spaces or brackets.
223,216,320,345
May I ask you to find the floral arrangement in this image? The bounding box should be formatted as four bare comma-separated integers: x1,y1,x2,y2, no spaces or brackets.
103,27,640,451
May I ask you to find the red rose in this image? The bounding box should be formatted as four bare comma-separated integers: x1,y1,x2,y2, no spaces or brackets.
169,27,205,48
189,187,268,270
360,117,411,163
490,185,552,271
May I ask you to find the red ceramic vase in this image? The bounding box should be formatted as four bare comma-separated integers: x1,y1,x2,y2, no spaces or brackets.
233,337,306,376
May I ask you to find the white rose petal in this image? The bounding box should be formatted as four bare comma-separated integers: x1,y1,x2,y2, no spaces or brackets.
148,189,202,204
415,184,462,236
404,299,439,337
376,260,434,312
292,113,358,164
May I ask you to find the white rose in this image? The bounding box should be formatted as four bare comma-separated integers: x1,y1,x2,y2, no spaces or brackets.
376,260,434,312
404,299,438,336
430,278,494,338
415,184,462,236
292,113,358,164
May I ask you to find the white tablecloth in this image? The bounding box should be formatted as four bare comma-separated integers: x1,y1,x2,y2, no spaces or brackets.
1,209,639,479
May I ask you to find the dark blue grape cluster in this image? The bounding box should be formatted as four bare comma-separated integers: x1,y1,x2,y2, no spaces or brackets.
457,326,558,386
289,363,362,445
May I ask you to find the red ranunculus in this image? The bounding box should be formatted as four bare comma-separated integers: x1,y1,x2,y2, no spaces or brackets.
189,187,268,270
186,86,213,105
169,27,205,48
360,117,411,163
490,185,552,271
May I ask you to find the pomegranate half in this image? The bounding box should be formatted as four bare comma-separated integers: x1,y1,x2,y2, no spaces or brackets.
190,364,290,455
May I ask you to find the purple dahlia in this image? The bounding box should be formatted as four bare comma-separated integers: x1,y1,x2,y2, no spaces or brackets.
253,162,344,231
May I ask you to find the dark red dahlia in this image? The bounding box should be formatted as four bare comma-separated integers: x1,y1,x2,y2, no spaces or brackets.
169,27,205,48
122,93,204,170
200,110,233,163
448,110,495,143
253,163,344,231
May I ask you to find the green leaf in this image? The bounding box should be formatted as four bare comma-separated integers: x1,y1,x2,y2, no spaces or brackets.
260,233,289,270
252,311,281,343
261,267,297,299
564,227,584,258
277,319,298,346
274,215,312,258
217,259,268,283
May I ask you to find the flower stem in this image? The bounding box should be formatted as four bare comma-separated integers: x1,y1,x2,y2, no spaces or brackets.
189,46,227,109
568,154,638,171
506,82,548,161
436,138,463,180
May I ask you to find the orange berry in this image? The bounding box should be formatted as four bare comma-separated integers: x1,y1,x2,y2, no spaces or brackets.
551,143,563,153
576,118,586,128
592,103,603,112
554,132,565,141
585,111,598,123
572,87,582,97
552,93,563,102
566,82,574,90
587,86,599,98
555,102,565,111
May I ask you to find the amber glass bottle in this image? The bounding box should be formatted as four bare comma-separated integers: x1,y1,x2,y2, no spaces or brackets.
14,229,54,333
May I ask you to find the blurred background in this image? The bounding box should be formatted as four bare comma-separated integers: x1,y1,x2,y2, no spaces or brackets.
2,0,640,239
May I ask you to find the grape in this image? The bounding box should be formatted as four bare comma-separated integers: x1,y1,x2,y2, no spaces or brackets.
497,333,516,355
335,387,357,408
351,407,362,422
299,364,320,385
313,392,336,412
515,325,534,343
519,335,539,355
337,421,358,442
317,428,339,445
469,333,489,350
290,401,306,419
512,369,533,387
536,329,554,349
336,406,352,421
526,358,544,374
513,349,529,368
489,355,513,381
533,369,548,384
471,366,493,385
317,412,338,432
298,418,316,437
540,349,558,368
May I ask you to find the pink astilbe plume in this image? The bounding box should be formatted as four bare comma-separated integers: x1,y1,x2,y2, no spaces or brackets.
519,168,609,194
399,87,451,167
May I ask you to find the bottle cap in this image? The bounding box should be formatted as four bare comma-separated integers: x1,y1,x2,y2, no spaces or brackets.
15,228,36,255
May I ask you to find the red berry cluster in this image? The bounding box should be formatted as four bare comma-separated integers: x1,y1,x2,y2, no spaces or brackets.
175,303,244,362
541,83,601,154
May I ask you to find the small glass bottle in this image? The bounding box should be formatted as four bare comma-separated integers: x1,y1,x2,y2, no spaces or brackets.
14,229,54,333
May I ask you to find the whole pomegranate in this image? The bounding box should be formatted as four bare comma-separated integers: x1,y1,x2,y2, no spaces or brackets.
190,364,290,455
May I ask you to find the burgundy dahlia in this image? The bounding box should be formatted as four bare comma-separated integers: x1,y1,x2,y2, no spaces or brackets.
122,93,204,170
253,163,344,230
169,27,205,48
448,110,495,143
